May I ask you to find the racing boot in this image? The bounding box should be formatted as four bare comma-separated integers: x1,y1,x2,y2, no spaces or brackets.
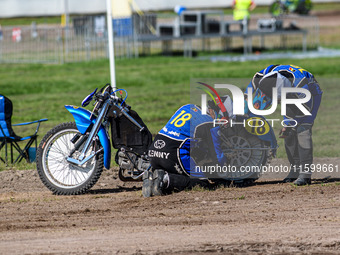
152,169,169,196
166,173,210,193
152,171,211,196
294,172,312,186
142,169,154,198
293,124,313,186
283,177,298,183
283,165,300,183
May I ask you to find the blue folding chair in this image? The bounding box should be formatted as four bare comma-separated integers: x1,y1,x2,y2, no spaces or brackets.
0,95,48,164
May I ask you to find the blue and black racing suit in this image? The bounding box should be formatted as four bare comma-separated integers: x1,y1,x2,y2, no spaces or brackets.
148,104,227,191
246,64,323,179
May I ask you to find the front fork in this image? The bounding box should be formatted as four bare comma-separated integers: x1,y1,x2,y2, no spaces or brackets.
66,97,146,168
66,101,109,166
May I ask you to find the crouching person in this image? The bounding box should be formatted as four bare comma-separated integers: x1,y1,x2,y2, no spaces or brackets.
142,104,227,197
246,64,323,185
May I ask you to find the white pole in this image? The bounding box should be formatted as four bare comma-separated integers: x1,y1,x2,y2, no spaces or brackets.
64,0,69,55
106,0,116,90
64,0,69,27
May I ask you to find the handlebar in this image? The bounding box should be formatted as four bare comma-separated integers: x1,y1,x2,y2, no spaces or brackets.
111,88,128,106
89,86,144,131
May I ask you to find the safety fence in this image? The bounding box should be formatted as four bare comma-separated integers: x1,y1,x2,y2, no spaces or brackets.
0,23,137,64
0,14,319,64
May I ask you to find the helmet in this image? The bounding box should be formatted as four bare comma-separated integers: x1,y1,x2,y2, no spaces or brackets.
207,98,219,111
208,96,233,119
258,71,291,100
207,98,220,118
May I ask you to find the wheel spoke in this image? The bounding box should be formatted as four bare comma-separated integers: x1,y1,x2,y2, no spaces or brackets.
42,128,96,187
219,129,267,180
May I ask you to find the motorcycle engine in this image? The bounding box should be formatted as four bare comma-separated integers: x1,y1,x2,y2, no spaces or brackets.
117,151,136,170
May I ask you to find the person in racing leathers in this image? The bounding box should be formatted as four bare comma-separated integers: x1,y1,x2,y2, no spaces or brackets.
142,103,228,197
245,64,322,186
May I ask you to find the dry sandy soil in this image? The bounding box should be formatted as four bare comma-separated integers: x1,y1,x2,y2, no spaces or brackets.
0,157,339,255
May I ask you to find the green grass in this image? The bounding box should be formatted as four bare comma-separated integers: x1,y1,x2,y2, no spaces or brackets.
0,56,340,169
234,195,246,200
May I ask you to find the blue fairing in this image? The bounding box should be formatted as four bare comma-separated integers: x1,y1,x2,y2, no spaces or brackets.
65,105,111,169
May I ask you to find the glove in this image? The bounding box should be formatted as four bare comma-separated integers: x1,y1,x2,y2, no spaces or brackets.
279,127,290,139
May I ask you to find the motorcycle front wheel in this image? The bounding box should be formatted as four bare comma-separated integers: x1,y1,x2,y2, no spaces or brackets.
36,122,104,195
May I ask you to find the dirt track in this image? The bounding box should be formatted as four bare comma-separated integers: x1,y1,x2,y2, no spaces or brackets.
0,157,340,254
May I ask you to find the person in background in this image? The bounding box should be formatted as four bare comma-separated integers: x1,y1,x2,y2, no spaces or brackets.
232,0,256,21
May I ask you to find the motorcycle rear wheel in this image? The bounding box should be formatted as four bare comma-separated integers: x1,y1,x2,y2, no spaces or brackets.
219,127,269,182
36,122,104,195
